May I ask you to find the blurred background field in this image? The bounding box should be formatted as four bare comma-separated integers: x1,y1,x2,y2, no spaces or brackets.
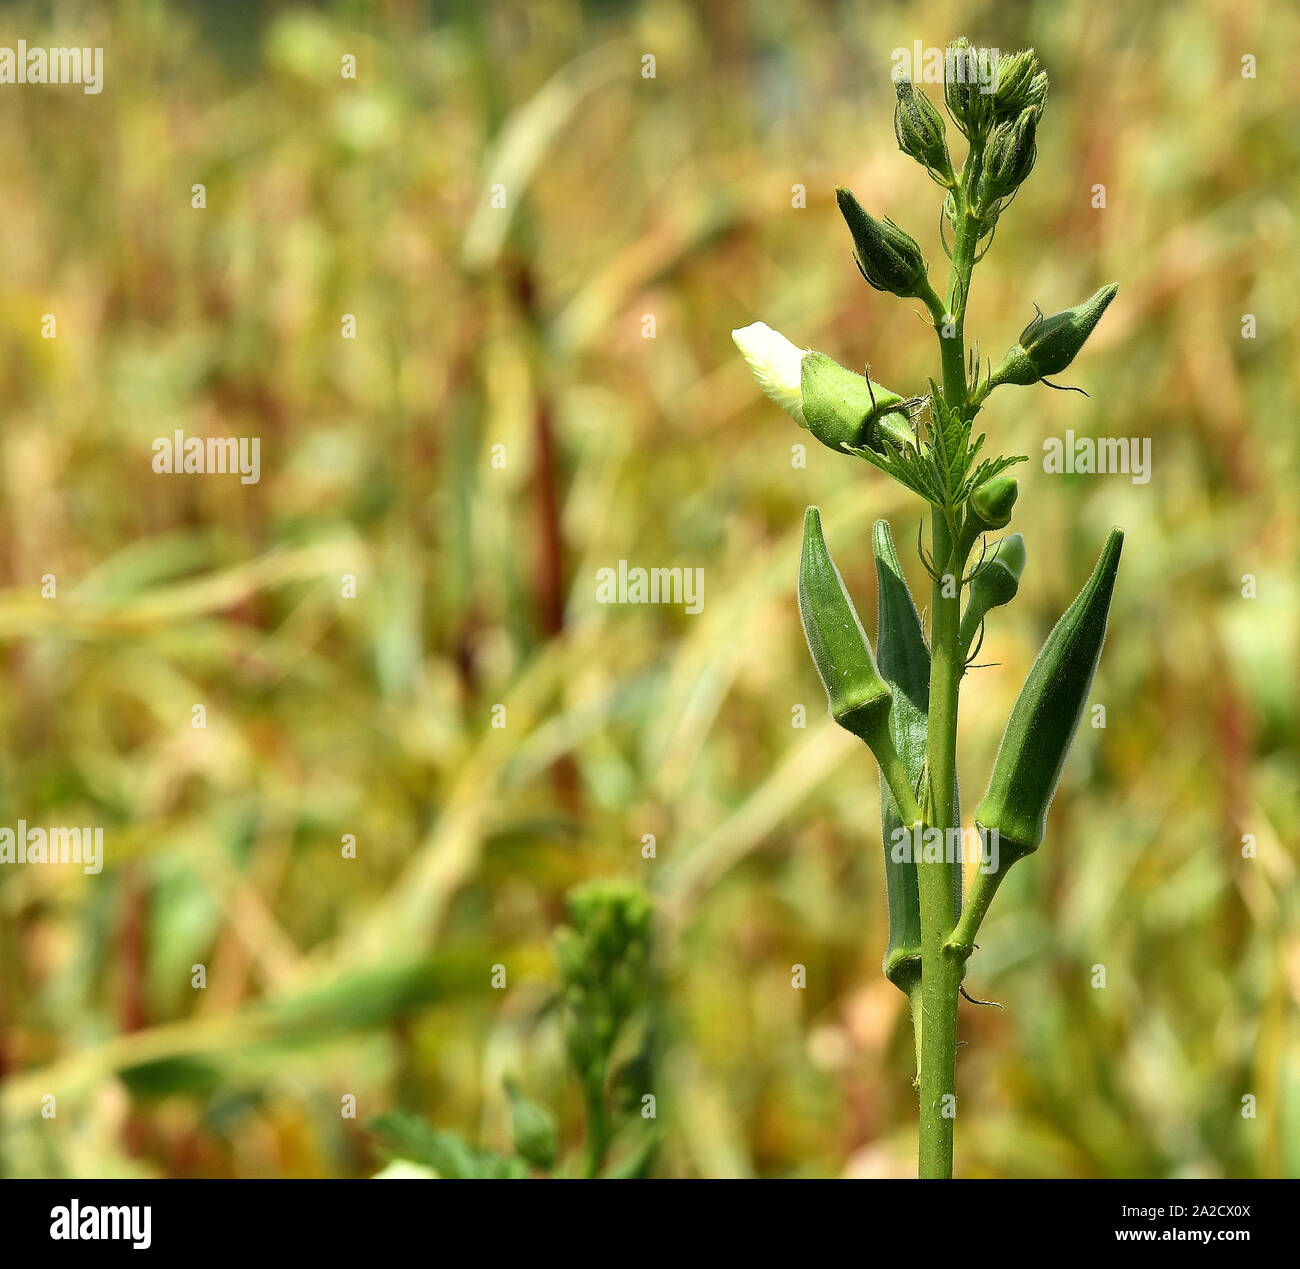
1,0,1297,1178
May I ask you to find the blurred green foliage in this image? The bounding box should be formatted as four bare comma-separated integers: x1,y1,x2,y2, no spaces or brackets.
0,0,1297,1178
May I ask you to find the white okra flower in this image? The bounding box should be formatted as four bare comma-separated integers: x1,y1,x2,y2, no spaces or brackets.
731,321,808,424
731,320,916,454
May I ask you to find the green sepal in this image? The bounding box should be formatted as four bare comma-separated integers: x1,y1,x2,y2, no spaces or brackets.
799,352,911,455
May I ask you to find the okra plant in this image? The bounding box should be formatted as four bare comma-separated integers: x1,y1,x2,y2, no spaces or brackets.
732,39,1122,1178
372,881,656,1179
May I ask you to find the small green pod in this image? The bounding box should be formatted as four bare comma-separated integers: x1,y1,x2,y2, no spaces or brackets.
974,528,1123,861
798,508,893,746
959,533,1027,651
872,519,926,993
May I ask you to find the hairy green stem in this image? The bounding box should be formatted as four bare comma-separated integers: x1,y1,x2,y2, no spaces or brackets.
945,862,1009,962
864,713,925,829
917,528,966,1178
916,177,981,1180
907,978,924,1087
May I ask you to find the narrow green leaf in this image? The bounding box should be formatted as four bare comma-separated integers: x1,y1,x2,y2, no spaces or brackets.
369,1111,526,1179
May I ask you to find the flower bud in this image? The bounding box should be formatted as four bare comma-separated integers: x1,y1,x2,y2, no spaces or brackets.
975,107,1038,207
977,531,1026,606
799,507,893,747
894,79,952,184
836,188,929,298
959,532,1026,654
992,283,1119,386
992,49,1048,119
970,474,1019,528
733,323,914,455
944,37,995,140
1020,283,1118,377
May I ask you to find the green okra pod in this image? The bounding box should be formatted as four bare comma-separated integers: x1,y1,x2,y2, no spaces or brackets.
799,509,924,831
799,507,893,745
872,520,926,994
974,527,1123,863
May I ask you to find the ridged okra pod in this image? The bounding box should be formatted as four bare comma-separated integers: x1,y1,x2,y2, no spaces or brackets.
974,527,1124,863
872,520,926,994
798,508,923,834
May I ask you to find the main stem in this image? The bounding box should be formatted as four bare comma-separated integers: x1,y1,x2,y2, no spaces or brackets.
916,183,980,1180
916,522,965,1178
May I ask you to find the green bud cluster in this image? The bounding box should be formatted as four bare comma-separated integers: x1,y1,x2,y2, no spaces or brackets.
554,882,652,1086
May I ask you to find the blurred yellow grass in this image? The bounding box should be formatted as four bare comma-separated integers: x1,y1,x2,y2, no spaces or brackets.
0,0,1296,1178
